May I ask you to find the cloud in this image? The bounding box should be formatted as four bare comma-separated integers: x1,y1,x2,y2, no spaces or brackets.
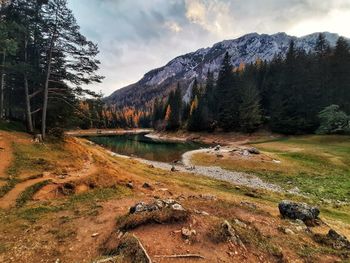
68,0,350,96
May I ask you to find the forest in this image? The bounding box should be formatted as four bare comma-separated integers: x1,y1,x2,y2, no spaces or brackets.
154,34,350,135
1,1,350,137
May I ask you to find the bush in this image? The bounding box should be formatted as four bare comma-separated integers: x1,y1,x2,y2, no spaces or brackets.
316,105,350,135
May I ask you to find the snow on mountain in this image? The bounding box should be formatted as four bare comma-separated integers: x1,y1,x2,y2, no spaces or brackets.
106,32,342,108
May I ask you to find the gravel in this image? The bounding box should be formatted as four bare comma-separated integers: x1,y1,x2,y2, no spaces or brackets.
109,147,284,193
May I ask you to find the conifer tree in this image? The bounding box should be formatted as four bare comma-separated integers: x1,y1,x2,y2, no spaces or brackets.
238,81,262,133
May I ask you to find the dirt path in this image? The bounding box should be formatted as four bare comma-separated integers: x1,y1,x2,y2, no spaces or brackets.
0,177,48,209
0,145,98,209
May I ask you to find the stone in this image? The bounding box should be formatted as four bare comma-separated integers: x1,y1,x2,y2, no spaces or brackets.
91,233,99,237
126,182,134,189
314,229,350,250
171,166,177,172
278,200,320,226
247,147,260,154
326,229,350,250
142,182,152,189
233,219,247,228
181,227,196,239
129,199,186,214
284,228,295,235
222,220,245,248
216,154,224,158
214,145,221,151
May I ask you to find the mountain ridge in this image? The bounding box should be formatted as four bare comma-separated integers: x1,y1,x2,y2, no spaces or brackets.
106,32,343,108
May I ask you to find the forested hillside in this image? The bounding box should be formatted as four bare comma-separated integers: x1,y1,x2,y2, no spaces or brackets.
154,34,350,134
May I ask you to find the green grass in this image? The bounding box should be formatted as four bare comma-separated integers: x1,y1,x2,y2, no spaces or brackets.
15,185,132,222
0,179,20,198
16,180,52,207
194,135,350,201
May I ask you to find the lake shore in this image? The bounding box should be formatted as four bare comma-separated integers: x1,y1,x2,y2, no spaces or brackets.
65,128,153,137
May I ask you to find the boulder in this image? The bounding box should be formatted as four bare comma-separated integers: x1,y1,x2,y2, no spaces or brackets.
247,147,260,154
279,200,319,225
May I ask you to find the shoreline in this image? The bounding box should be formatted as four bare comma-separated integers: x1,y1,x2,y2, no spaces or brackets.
65,128,153,137
100,140,285,193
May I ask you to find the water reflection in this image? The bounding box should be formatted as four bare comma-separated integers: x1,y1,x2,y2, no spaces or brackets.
87,134,203,163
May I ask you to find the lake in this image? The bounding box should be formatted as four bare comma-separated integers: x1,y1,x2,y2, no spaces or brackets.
87,133,203,163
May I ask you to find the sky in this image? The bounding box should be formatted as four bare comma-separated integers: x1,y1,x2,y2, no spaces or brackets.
67,0,350,96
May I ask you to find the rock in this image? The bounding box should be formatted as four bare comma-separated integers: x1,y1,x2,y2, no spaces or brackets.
194,209,209,216
278,200,320,226
284,228,295,235
126,182,134,189
199,194,217,201
222,220,245,248
327,229,350,249
171,203,185,211
148,164,154,168
288,187,301,194
142,182,152,189
233,219,247,228
273,159,281,163
181,227,196,239
216,154,224,158
214,145,221,151
314,229,350,250
247,147,260,154
242,150,250,156
129,199,186,214
171,166,178,172
91,233,99,237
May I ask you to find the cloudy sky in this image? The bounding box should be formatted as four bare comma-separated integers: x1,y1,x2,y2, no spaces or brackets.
68,0,350,96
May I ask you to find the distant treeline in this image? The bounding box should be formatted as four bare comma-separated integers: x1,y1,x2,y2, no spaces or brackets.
152,34,350,135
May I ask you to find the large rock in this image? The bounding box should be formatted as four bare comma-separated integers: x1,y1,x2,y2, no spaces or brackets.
278,200,320,225
314,229,350,250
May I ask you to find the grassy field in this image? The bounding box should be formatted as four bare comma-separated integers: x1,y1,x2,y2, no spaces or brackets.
192,135,350,202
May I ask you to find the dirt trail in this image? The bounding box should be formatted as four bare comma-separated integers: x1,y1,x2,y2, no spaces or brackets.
0,132,98,209
0,156,97,209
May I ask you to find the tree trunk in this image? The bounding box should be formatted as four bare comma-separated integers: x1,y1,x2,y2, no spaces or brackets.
41,37,54,140
24,39,34,133
0,51,6,120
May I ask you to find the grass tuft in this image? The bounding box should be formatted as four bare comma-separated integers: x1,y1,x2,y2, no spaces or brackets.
16,180,52,207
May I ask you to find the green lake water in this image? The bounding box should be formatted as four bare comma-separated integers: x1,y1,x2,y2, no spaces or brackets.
87,133,203,163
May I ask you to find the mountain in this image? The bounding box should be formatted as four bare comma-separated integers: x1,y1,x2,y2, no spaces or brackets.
106,32,341,108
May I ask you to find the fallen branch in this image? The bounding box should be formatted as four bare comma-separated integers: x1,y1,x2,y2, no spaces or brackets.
154,254,205,259
134,234,153,263
93,256,120,263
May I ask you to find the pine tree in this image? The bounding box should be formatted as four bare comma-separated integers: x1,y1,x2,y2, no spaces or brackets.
238,81,262,133
330,37,350,113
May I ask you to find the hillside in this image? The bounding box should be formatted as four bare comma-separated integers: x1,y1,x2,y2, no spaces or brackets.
106,32,340,108
1,127,350,262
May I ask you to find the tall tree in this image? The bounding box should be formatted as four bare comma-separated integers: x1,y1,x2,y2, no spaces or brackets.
238,81,262,133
